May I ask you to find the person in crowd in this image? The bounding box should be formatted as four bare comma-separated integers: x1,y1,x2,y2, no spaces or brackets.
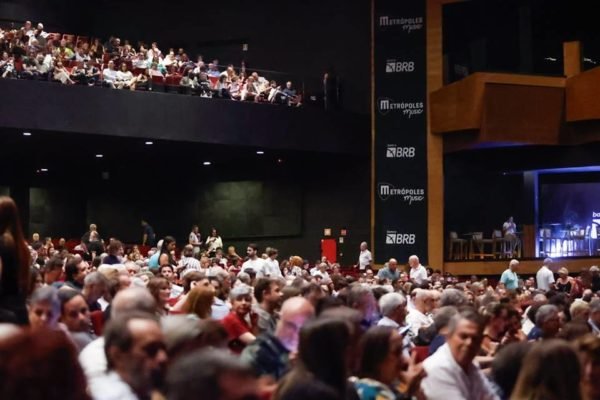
408,255,427,285
312,262,330,281
210,273,231,320
0,196,30,325
42,255,64,285
536,257,555,291
147,277,171,316
59,256,89,290
576,335,600,400
480,302,510,356
58,289,95,351
188,225,202,255
377,258,401,281
81,271,108,312
242,296,315,379
588,298,600,335
181,285,214,319
253,277,284,334
158,236,177,267
275,317,357,400
159,264,183,299
555,267,574,294
221,284,258,354
511,339,582,400
241,243,267,277
27,285,61,330
354,326,426,400
115,62,136,90
489,342,531,400
89,311,168,400
346,283,378,329
376,292,408,331
205,228,223,256
500,259,520,291
102,60,118,88
528,304,561,340
166,348,260,400
141,220,156,246
0,328,91,400
421,308,498,399
170,270,209,311
357,242,372,271
406,289,435,336
102,240,123,265
264,247,283,278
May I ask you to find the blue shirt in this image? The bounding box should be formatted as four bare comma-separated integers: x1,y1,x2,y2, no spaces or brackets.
377,267,400,281
148,252,160,269
500,268,519,290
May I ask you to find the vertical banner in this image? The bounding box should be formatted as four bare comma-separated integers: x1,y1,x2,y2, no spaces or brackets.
373,0,427,264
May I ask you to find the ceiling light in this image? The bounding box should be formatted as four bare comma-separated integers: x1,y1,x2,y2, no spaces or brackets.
40,168,48,172
256,151,264,155
203,161,211,166
23,132,31,136
95,154,103,158
145,141,153,145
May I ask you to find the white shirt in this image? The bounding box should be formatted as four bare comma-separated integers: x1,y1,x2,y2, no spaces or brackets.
79,337,107,383
359,249,372,270
503,221,516,235
116,70,133,82
89,371,139,400
264,258,282,278
205,236,223,253
189,232,201,246
409,265,428,285
241,258,266,278
311,269,330,280
422,343,499,400
406,308,433,336
103,68,117,83
536,265,555,291
178,256,200,273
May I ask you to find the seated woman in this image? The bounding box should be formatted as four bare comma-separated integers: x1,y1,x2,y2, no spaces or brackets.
220,284,258,354
181,286,214,320
147,277,172,316
53,61,75,84
354,326,425,400
115,62,136,90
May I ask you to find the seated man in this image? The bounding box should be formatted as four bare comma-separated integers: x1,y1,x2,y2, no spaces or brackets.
421,308,498,400
241,297,314,379
102,60,118,89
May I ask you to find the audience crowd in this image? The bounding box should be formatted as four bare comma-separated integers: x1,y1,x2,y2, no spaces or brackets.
1,195,600,400
0,20,301,105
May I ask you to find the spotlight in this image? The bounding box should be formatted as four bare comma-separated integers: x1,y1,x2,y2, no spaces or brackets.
203,161,211,166
23,132,32,136
95,154,103,158
256,151,264,155
145,141,153,145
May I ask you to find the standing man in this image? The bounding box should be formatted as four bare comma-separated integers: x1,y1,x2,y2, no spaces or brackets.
264,248,283,278
188,225,202,256
357,242,372,271
141,220,156,247
82,223,99,245
500,259,520,290
240,244,266,278
408,255,427,285
536,257,555,291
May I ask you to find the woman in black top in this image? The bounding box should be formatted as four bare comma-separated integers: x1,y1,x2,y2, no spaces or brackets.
0,196,30,325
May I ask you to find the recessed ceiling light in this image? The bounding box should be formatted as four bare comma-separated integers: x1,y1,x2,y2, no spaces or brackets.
145,141,153,145
95,154,103,158
40,168,48,172
203,161,211,166
23,132,31,136
256,151,264,155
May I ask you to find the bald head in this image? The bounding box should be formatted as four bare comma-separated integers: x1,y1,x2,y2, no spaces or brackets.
111,287,156,318
360,242,368,251
276,297,315,352
388,258,398,270
409,255,419,268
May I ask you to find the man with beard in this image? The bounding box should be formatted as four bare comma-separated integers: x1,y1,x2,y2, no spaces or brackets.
90,311,167,400
252,278,283,335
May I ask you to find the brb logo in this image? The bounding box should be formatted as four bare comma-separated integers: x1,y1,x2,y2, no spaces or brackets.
386,145,415,158
386,231,416,245
378,183,425,204
386,59,415,73
379,16,424,33
378,98,424,118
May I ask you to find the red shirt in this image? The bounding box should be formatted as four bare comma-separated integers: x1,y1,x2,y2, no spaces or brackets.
221,312,252,354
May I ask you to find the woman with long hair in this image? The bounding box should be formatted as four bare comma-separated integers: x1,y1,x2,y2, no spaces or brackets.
511,339,582,400
159,236,177,267
0,196,31,325
275,317,358,400
205,228,223,257
181,285,214,319
148,277,171,316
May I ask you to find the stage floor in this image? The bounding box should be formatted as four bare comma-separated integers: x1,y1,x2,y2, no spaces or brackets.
443,257,600,276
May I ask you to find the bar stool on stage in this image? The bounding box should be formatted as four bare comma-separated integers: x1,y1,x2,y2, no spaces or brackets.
492,230,511,259
470,232,494,260
448,231,467,260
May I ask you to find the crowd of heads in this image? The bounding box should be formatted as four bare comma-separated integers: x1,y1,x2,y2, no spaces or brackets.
0,20,301,105
1,197,600,399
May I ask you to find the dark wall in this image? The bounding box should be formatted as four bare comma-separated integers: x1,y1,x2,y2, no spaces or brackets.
0,79,368,155
9,161,369,264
